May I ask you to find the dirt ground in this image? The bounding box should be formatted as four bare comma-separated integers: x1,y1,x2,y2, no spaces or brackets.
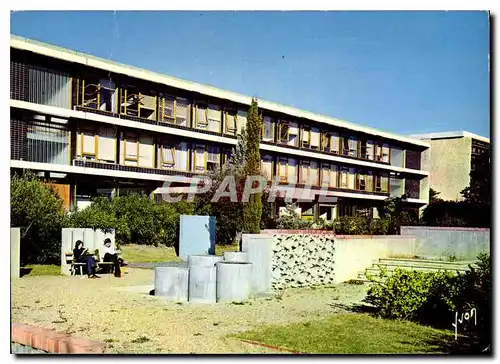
11,268,369,354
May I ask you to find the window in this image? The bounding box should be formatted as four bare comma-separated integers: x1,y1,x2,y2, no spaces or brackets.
225,109,237,135
81,128,97,157
279,122,290,143
194,145,206,172
160,96,175,123
310,161,319,186
342,137,350,156
261,155,273,181
175,98,190,126
207,146,219,163
301,127,310,148
160,143,176,168
339,166,349,188
207,104,221,132
360,140,374,160
124,133,139,163
97,126,116,163
321,163,331,187
278,158,288,182
207,146,219,171
262,117,274,141
348,137,358,157
196,104,208,129
310,128,320,149
159,95,190,127
281,121,299,147
236,110,247,134
358,171,366,191
287,158,298,183
331,133,340,154
375,173,389,193
300,160,310,184
330,164,338,188
376,142,390,163
321,133,331,152
357,170,373,192
382,144,390,163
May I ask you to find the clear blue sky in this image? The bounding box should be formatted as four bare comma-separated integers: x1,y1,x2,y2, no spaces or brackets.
11,11,490,138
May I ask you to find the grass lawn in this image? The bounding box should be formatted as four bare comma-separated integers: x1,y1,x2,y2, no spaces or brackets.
215,244,240,256
21,265,61,276
120,244,181,263
121,243,240,263
233,313,457,354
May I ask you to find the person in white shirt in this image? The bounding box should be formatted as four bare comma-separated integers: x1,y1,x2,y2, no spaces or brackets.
101,238,125,277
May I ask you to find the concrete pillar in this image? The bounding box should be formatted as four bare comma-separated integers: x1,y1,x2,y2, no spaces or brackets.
61,228,73,276
223,252,249,262
188,255,223,268
241,234,274,295
216,262,252,303
11,228,21,279
188,266,217,304
155,267,189,302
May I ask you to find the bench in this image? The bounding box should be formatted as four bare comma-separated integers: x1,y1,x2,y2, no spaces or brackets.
64,250,117,276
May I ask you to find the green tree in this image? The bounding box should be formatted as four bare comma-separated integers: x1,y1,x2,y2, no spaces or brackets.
429,188,443,204
377,195,418,233
461,149,490,227
10,171,66,265
242,98,264,233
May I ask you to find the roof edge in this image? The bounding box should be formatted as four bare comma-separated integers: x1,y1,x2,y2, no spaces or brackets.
10,34,430,149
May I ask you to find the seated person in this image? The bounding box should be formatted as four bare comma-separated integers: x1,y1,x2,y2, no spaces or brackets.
73,240,100,279
100,238,126,277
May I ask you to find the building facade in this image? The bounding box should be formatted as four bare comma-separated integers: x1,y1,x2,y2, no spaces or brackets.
10,35,430,219
410,131,490,202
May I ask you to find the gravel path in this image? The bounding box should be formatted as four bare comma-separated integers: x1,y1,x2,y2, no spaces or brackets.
11,268,369,354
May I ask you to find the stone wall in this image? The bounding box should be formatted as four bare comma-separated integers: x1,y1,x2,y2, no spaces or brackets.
271,234,336,290
252,233,417,290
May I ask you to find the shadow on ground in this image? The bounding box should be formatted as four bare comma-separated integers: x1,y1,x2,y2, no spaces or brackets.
423,335,491,355
19,267,33,277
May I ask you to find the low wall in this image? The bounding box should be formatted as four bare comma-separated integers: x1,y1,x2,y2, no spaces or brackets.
253,232,417,289
333,235,416,283
400,226,490,260
61,228,116,275
11,228,21,279
271,234,336,290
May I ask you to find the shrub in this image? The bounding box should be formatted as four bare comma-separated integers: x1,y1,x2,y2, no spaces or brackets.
275,204,314,230
369,217,391,235
333,217,370,235
154,200,195,247
365,253,491,347
67,193,195,247
11,171,66,265
364,267,456,321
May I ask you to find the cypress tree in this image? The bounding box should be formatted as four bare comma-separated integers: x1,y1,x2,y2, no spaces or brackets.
242,98,263,233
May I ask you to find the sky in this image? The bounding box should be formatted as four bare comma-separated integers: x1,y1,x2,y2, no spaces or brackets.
10,11,490,138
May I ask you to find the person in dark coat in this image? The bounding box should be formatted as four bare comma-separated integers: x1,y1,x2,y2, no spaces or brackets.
73,240,100,278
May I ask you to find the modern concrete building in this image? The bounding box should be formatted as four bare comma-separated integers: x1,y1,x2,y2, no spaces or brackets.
10,34,430,220
410,131,490,201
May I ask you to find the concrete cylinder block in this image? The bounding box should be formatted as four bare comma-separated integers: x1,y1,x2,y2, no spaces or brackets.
242,235,274,295
216,262,252,303
188,255,223,268
155,267,189,302
188,265,217,304
223,251,249,263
